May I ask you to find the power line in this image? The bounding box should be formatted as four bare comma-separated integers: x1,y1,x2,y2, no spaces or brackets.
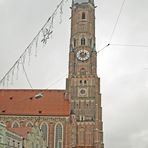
22,64,33,89
97,44,110,53
31,74,68,101
109,0,126,43
110,43,148,48
46,74,68,89
0,74,68,113
96,43,148,55
0,0,68,88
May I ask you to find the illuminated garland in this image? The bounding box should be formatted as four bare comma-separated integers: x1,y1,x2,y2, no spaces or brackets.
0,0,69,88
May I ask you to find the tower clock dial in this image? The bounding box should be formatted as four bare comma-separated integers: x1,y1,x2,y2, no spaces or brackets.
78,88,88,97
76,49,90,61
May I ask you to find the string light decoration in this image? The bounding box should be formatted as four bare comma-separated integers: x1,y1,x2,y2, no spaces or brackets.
0,0,69,88
1,0,147,88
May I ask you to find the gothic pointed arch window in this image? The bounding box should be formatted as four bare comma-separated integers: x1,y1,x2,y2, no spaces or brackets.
55,123,63,148
26,122,33,127
40,122,48,145
81,37,85,46
82,12,86,19
12,121,20,128
32,142,35,148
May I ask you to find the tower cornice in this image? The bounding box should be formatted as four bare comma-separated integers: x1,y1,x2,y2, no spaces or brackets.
72,0,95,7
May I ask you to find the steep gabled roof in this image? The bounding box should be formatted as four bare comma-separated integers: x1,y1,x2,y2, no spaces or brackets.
0,89,70,116
7,127,32,139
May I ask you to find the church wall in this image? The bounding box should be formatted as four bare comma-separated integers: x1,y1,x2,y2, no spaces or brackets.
0,115,72,148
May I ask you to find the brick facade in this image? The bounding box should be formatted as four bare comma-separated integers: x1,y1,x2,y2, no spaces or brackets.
67,0,104,147
0,0,104,148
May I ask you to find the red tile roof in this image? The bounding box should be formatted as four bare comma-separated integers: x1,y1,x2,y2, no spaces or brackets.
0,89,70,116
7,127,32,139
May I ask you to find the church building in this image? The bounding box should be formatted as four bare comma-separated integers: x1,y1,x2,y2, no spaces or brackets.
0,0,104,148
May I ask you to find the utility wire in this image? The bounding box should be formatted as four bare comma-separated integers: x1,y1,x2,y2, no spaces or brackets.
22,64,33,89
0,73,68,117
0,21,52,86
46,74,68,89
97,44,110,53
27,73,68,98
97,44,109,53
0,74,68,112
110,43,148,48
0,0,67,87
109,0,126,43
96,43,148,55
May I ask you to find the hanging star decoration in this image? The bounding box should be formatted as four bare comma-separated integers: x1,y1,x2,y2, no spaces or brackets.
0,0,68,88
41,28,53,44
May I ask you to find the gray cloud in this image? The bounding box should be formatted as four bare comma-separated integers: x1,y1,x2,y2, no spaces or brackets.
0,0,148,148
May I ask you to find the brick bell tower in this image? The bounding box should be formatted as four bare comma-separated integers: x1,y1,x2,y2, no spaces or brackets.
66,0,104,147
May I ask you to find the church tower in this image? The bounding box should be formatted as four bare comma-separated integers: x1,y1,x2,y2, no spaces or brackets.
66,0,104,147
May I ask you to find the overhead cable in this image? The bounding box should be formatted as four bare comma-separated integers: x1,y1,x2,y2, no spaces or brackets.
109,0,126,43
0,73,68,113
110,43,148,48
46,74,68,89
97,44,110,53
0,0,68,88
22,64,33,89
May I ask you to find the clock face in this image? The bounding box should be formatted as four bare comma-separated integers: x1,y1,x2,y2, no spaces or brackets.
79,88,88,97
76,49,90,61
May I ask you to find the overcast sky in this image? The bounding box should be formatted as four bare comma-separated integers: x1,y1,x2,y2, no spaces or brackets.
0,0,148,148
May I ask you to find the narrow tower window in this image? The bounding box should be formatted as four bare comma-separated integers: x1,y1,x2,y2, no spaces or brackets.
81,38,85,45
73,38,76,47
90,38,92,47
82,12,86,19
87,103,89,108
